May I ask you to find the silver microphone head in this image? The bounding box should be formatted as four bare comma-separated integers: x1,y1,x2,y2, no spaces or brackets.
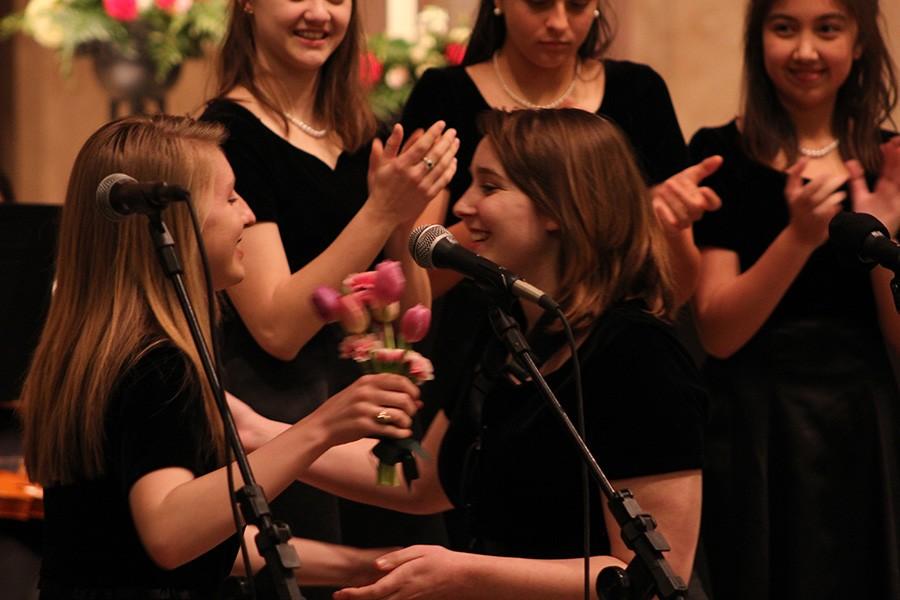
96,173,137,221
408,224,457,269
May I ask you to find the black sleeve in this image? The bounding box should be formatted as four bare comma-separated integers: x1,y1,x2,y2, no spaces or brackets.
689,126,741,251
111,346,209,495
202,103,280,224
604,62,689,185
582,319,706,481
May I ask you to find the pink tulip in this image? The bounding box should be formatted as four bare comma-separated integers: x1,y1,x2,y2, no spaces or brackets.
373,348,406,364
336,293,370,334
400,304,431,343
343,271,377,305
372,260,405,307
103,0,138,21
311,286,341,323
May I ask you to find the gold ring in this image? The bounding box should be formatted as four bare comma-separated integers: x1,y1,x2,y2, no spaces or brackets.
375,409,392,425
422,156,435,171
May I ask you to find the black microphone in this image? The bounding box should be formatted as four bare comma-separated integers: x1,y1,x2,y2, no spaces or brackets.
829,211,900,273
408,224,560,311
96,173,190,221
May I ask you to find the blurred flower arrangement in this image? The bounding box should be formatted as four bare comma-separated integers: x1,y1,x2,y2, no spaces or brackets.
312,260,433,487
0,0,227,80
363,4,470,122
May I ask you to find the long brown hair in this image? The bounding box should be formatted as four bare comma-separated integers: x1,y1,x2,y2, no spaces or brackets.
479,109,675,329
741,0,898,171
214,0,376,151
22,116,228,485
463,0,615,66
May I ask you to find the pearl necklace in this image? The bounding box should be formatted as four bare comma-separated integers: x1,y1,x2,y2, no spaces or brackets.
492,53,581,110
285,112,328,139
799,139,839,158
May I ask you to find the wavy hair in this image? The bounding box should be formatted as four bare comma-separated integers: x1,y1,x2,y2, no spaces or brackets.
214,0,376,151
741,0,898,171
22,115,228,485
479,109,675,329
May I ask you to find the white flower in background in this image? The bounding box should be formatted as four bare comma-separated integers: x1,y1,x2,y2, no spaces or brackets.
409,41,429,64
171,0,192,14
384,65,410,90
417,5,449,37
136,0,153,13
448,26,470,44
414,55,443,79
24,0,65,48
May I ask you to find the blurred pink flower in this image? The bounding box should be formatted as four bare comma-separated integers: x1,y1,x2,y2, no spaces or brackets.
339,334,383,362
103,0,138,21
373,260,405,307
400,304,431,343
311,286,341,323
373,348,406,364
156,0,192,14
343,271,376,305
337,293,370,334
404,351,434,384
360,51,384,89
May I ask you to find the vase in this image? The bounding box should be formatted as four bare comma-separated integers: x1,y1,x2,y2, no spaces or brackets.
88,41,182,120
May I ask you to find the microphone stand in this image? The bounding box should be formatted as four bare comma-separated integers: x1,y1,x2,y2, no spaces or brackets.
487,306,687,600
147,212,305,600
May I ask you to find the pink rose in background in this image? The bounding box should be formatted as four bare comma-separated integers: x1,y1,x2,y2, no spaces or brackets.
156,0,192,14
360,51,384,89
103,0,138,21
337,293,370,334
373,260,405,307
400,304,431,343
444,42,466,66
311,286,341,323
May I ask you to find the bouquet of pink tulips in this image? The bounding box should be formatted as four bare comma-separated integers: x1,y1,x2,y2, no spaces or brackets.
312,260,432,487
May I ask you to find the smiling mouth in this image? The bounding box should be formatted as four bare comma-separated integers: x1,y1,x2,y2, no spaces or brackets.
469,230,491,243
295,30,327,41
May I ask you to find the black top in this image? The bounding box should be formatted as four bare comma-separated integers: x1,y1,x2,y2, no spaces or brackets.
40,345,239,596
437,302,706,558
401,60,690,223
690,120,889,331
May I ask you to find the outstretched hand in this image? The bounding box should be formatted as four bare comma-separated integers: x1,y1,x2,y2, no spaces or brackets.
783,157,846,248
846,137,900,234
334,545,472,600
652,155,724,230
367,122,459,227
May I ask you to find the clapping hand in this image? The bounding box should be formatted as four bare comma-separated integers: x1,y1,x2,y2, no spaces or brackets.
784,157,847,248
846,137,900,234
652,156,724,230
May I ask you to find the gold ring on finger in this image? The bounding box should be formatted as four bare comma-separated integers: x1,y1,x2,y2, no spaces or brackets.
375,409,392,425
422,156,435,172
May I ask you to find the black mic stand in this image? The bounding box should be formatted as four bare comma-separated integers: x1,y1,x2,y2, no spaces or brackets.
487,306,687,600
147,212,304,600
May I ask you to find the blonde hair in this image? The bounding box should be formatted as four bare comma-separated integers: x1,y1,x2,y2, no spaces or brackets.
479,109,675,329
22,115,228,485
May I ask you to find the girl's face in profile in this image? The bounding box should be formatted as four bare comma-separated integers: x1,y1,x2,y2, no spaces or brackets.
453,138,559,281
249,0,352,75
762,0,860,113
200,150,256,291
500,0,597,69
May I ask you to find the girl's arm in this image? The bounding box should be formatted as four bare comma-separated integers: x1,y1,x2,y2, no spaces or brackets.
693,160,846,358
128,374,420,570
227,123,458,361
330,469,701,600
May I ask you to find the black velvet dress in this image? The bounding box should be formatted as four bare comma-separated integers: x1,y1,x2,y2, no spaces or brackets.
691,120,900,600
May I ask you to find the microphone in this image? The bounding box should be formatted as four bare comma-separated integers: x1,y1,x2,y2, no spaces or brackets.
829,211,900,273
96,173,190,221
408,224,560,311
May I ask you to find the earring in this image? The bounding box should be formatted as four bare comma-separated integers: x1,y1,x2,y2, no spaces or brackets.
493,6,502,17
593,8,600,18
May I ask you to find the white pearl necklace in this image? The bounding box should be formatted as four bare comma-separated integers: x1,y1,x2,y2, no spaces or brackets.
492,53,581,110
799,139,839,158
285,112,328,139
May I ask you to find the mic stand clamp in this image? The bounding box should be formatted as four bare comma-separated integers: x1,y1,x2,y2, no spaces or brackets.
486,306,687,600
147,213,304,600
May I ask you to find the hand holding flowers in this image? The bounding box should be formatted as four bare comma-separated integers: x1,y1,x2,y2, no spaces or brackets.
312,260,433,487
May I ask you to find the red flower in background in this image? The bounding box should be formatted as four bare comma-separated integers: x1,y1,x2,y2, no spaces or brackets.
360,51,384,89
444,42,466,66
103,0,138,22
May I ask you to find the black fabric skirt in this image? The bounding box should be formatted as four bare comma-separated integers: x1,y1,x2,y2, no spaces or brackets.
701,317,900,600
